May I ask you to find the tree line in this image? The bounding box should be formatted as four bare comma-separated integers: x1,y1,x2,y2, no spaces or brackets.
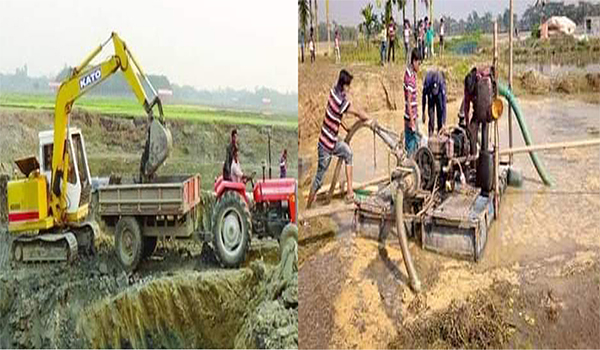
0,66,298,114
299,0,600,41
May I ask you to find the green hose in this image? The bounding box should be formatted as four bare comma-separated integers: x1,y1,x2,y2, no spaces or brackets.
498,83,554,186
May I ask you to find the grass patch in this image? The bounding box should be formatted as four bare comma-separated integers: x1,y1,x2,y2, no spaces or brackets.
340,39,408,65
445,30,491,56
0,93,297,129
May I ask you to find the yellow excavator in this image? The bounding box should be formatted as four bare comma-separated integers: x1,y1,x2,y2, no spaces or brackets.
6,32,172,262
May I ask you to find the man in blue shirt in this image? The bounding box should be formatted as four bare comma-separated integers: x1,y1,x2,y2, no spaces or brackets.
422,70,447,136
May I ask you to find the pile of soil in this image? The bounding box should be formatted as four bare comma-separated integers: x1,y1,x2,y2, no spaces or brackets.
519,70,551,94
518,70,599,95
586,72,600,91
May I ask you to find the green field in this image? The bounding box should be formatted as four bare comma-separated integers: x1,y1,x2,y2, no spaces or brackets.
0,93,297,128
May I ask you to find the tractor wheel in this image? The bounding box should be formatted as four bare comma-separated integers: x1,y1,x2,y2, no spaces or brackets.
279,223,298,257
142,237,158,259
115,217,143,272
211,191,251,268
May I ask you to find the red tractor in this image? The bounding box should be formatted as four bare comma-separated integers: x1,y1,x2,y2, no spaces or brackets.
211,171,298,267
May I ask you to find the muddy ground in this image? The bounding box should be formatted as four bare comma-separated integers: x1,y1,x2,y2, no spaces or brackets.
298,60,600,349
0,107,299,349
0,108,298,189
0,230,297,348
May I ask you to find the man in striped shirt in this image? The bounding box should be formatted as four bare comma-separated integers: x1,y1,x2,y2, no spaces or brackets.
307,69,371,209
404,48,422,156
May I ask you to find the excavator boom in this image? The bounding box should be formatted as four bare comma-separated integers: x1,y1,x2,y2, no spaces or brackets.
50,32,172,225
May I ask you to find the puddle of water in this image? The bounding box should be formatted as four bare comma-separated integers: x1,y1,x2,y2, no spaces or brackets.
484,98,600,267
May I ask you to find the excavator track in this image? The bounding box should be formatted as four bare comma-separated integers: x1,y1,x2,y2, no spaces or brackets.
12,232,78,263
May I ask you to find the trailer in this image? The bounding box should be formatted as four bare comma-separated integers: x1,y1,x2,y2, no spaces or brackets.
97,174,202,271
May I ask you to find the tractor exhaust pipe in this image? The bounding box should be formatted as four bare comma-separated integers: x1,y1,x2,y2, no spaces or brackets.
395,187,421,293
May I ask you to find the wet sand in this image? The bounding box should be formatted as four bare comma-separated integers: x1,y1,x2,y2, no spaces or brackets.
299,90,600,348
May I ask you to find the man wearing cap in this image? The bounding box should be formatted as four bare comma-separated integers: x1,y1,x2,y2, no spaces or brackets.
422,70,447,136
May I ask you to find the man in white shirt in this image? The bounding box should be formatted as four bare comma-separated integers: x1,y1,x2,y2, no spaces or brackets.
230,147,246,183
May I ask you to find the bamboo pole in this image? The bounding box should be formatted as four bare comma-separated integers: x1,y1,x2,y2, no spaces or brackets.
493,21,500,217
509,0,514,165
499,139,600,155
326,0,331,56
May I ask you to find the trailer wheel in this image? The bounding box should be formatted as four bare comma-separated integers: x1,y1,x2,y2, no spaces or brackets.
142,237,157,259
212,191,251,268
279,223,298,257
115,217,143,272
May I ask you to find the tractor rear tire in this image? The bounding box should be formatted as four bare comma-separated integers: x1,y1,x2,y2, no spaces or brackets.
211,191,251,268
142,237,157,259
115,217,143,272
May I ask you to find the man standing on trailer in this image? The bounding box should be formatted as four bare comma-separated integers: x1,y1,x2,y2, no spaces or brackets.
223,129,238,181
306,69,372,209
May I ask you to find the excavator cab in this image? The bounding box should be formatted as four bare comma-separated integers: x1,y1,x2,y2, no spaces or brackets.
39,128,92,220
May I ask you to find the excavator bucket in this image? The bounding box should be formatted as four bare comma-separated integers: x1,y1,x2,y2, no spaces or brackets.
141,119,172,179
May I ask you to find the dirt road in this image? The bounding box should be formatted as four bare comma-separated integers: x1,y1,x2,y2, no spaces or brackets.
298,61,600,349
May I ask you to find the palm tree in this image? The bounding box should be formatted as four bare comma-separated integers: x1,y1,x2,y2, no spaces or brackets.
361,3,376,44
298,0,309,41
383,0,405,27
421,0,432,23
309,0,313,34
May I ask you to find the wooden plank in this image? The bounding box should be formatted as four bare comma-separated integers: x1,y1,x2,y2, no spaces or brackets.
299,203,355,221
500,139,600,155
302,175,389,198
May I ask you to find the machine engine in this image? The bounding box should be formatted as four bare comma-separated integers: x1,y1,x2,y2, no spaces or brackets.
414,126,472,192
251,178,297,239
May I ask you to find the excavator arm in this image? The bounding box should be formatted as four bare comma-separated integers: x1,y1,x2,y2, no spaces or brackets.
49,32,172,224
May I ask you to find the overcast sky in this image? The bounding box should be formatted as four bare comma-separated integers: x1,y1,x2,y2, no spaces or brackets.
0,0,297,93
319,0,597,26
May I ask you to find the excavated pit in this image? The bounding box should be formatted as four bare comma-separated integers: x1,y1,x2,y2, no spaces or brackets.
77,269,259,348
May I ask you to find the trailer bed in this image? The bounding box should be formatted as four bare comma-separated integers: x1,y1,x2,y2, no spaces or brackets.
97,174,201,216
